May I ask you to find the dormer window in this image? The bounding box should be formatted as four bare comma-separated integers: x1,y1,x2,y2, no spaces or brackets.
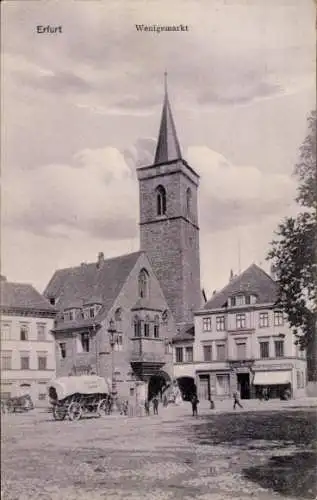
236,295,245,306
228,294,257,307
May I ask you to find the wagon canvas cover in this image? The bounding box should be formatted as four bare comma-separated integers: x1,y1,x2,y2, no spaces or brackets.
48,376,111,401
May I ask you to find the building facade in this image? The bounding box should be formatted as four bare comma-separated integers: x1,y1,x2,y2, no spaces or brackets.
0,277,56,406
173,265,307,400
44,252,175,400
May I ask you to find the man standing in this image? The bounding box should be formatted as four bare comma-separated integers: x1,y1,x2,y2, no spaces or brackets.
152,396,159,415
233,390,243,410
191,394,199,417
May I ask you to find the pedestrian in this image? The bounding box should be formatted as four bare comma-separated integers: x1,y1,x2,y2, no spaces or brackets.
144,399,150,416
152,396,159,415
209,397,215,410
233,391,243,410
191,394,199,417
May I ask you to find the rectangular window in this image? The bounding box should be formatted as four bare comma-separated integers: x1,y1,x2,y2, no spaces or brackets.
236,342,246,360
114,334,123,352
81,333,90,353
274,340,284,358
216,316,225,331
236,313,246,329
20,354,30,370
1,351,12,370
59,342,66,359
245,295,251,305
38,393,46,401
203,317,212,332
89,307,95,319
296,370,301,389
216,374,230,395
203,345,212,361
185,346,193,362
144,323,150,337
1,322,12,340
259,341,269,359
230,297,236,307
216,344,226,361
37,324,46,341
20,324,29,341
38,355,47,370
164,340,172,354
175,347,183,363
274,311,284,326
259,312,269,328
236,295,245,306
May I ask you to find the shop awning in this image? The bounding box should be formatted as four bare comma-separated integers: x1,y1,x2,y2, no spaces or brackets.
253,371,292,386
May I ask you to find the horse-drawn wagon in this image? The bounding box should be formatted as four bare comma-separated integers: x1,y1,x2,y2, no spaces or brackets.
3,394,34,413
48,375,111,421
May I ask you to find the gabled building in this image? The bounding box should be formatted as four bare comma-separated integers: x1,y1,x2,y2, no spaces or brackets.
0,276,56,405
173,264,307,400
44,251,175,398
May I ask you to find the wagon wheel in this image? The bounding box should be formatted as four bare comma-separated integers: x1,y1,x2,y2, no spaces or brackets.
67,402,82,421
97,399,108,417
53,404,67,421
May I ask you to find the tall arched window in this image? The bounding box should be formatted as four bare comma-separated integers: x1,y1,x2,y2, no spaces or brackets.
186,187,192,217
115,308,122,332
144,315,150,337
154,315,160,338
134,315,141,337
162,310,169,325
138,269,149,298
156,185,166,216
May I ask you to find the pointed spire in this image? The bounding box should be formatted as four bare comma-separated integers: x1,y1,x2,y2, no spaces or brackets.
154,73,182,164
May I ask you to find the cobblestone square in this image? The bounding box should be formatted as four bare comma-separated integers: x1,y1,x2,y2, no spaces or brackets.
2,401,316,500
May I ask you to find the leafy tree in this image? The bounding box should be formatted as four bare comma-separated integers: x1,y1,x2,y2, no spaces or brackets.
267,111,317,354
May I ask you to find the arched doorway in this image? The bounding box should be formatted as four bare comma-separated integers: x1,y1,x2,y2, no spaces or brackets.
148,371,171,401
176,376,197,401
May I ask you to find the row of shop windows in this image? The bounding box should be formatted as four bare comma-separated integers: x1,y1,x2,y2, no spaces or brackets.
1,322,47,341
175,340,286,363
1,352,48,370
202,311,284,332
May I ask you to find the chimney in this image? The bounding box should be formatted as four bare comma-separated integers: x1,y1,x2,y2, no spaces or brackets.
97,252,104,269
229,269,234,281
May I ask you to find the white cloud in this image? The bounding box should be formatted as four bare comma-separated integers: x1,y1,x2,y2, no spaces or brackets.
2,148,138,239
187,146,296,229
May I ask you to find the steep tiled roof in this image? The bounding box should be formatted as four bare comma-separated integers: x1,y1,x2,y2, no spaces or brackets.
172,322,195,343
0,280,56,313
44,251,143,319
204,264,277,310
154,74,182,164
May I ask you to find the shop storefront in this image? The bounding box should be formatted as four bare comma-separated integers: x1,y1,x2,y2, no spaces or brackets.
253,370,292,399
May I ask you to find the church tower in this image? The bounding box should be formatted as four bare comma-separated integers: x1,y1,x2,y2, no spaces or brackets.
137,75,201,326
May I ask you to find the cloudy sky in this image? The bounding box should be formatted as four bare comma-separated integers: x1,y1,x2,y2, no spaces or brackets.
1,0,315,298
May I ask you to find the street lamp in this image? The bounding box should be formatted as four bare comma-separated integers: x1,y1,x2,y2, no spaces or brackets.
108,319,117,396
